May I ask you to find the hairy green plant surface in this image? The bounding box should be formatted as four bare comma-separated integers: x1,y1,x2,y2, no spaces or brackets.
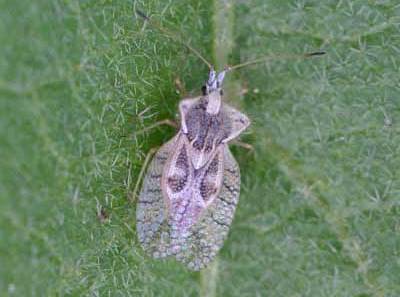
1,0,399,296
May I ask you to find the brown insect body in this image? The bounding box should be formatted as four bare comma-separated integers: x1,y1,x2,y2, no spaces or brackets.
137,70,250,270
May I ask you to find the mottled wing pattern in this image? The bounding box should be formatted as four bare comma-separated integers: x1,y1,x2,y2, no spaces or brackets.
137,135,241,270
175,146,240,270
136,136,177,259
162,135,225,255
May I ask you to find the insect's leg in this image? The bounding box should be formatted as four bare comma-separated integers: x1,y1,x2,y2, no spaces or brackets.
231,140,254,152
135,119,178,136
130,147,159,203
174,77,187,96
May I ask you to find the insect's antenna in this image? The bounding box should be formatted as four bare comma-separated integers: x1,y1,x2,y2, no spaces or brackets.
227,51,326,71
135,9,213,69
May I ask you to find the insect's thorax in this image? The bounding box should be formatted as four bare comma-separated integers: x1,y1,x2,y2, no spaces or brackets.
183,97,231,169
179,93,250,169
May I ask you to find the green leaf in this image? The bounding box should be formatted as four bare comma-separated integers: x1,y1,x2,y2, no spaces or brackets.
1,0,399,296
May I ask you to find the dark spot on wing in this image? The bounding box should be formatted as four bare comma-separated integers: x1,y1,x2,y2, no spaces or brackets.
167,175,187,193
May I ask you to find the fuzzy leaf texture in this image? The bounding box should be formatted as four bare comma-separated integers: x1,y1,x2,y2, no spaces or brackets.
0,0,399,296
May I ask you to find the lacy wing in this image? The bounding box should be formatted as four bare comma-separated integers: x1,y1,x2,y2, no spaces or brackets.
175,146,241,270
136,136,178,259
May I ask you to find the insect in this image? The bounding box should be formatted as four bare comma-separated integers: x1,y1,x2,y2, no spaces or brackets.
134,9,325,270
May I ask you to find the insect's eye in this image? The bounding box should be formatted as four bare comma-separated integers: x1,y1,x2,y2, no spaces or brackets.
201,85,207,95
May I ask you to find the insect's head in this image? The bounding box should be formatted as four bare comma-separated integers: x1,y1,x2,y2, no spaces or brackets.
201,68,227,115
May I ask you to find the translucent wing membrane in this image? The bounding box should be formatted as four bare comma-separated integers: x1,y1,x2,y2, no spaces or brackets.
136,137,176,258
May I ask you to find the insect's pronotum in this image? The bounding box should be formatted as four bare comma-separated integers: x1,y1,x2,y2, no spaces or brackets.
134,9,325,270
